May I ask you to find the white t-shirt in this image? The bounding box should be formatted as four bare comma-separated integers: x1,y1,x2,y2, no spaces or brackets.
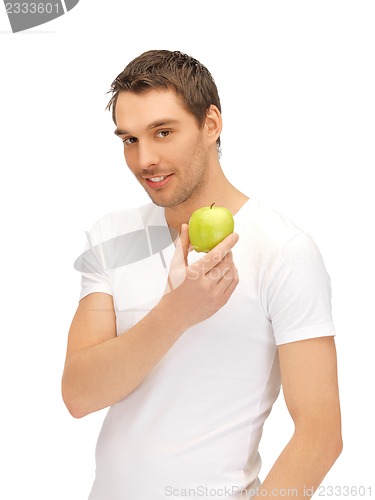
75,198,335,500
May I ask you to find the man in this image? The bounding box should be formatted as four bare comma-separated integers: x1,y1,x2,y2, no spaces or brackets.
62,50,342,499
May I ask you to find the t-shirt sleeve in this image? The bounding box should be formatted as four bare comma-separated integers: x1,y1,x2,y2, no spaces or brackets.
79,269,113,301
266,231,335,345
74,227,113,301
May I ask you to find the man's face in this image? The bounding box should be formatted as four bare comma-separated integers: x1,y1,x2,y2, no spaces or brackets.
114,88,210,208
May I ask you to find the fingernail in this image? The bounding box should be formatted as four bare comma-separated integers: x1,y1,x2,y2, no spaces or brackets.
233,232,239,242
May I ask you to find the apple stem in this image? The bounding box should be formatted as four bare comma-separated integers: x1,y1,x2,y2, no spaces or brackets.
210,203,215,209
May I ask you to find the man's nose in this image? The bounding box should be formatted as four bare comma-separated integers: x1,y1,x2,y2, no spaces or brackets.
137,140,160,170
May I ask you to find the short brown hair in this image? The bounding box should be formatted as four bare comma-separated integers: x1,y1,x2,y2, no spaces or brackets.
106,50,222,146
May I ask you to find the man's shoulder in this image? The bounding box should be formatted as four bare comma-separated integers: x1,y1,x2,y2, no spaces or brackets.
241,198,308,250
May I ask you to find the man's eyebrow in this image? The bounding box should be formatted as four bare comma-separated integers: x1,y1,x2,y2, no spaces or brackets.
114,128,129,136
147,118,180,130
114,119,180,136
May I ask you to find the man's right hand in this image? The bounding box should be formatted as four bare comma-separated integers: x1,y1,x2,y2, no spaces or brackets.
164,223,240,329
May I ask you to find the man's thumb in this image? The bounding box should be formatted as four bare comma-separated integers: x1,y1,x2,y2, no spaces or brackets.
164,223,190,293
179,223,191,264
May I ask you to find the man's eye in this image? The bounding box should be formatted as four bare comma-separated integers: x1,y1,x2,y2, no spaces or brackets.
123,137,137,145
156,130,170,138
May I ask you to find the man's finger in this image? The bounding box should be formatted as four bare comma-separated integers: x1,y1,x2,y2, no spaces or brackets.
192,232,239,275
165,224,190,292
180,223,191,265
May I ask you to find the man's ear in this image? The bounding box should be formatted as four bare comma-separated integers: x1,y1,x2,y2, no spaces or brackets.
204,105,222,145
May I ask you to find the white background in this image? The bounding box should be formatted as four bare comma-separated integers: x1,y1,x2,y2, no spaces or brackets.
1,1,374,498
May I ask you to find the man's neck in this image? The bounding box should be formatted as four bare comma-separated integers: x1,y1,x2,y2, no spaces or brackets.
164,175,249,234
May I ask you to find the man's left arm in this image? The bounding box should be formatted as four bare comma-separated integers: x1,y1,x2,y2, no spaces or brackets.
254,336,343,499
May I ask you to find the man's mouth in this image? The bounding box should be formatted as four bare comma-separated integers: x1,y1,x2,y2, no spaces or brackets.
144,174,173,189
148,176,167,182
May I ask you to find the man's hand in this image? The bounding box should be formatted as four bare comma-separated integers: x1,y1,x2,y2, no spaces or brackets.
164,223,240,329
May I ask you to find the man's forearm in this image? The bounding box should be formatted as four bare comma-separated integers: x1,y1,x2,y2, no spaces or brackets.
62,293,188,418
253,429,342,499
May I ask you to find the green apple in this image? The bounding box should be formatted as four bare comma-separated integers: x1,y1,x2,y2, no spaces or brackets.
188,203,235,253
